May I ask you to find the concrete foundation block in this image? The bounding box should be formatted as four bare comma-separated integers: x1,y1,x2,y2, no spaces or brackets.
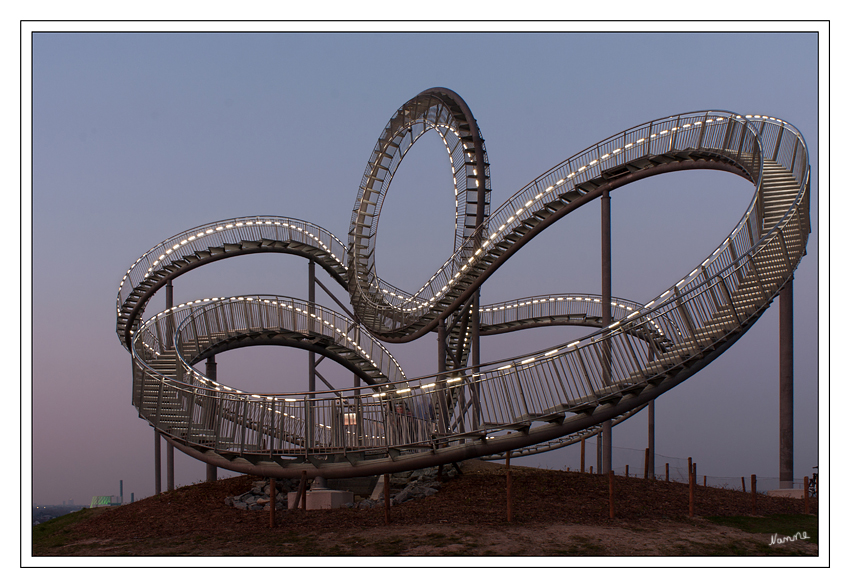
287,489,354,510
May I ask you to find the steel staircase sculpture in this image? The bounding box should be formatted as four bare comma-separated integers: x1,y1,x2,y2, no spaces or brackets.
116,88,810,479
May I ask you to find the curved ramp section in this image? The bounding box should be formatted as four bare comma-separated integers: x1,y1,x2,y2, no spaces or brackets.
116,217,348,349
132,296,407,451
117,88,809,479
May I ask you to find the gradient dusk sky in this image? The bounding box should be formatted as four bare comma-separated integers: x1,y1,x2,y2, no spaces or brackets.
26,25,824,508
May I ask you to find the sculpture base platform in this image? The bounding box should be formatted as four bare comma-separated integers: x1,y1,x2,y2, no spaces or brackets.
287,489,354,510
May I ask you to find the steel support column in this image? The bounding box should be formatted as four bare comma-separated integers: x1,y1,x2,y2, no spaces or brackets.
471,289,481,430
165,279,174,349
596,432,602,473
167,438,174,491
647,399,655,480
206,355,218,482
354,323,363,446
154,430,161,495
437,319,448,434
165,280,175,489
306,260,316,450
601,189,612,475
779,278,794,489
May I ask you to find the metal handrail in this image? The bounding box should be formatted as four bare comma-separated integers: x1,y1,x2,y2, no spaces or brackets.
116,216,348,345
119,102,809,471
344,111,775,337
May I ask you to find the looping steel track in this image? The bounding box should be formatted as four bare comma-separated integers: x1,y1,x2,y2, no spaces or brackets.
117,89,810,478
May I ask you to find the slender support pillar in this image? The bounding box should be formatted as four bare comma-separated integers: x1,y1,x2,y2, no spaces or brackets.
164,280,175,489
165,279,174,349
437,319,447,373
471,289,481,431
205,355,218,482
437,319,448,434
308,260,316,393
353,322,363,446
154,430,162,495
647,399,655,479
601,189,613,475
596,432,602,474
306,260,316,450
166,439,174,491
580,438,585,473
602,421,612,475
779,279,794,489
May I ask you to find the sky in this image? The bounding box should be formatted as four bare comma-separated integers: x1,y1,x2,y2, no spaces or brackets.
25,26,824,509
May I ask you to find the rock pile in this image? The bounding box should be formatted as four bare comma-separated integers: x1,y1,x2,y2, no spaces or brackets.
353,464,460,509
224,479,299,511
224,464,461,511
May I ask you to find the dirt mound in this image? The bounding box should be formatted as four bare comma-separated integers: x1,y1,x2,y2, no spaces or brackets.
33,460,818,557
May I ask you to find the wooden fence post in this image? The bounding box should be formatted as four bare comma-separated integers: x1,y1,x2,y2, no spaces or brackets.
269,478,276,528
742,476,746,492
751,474,757,515
644,448,650,479
625,464,629,478
506,450,513,523
609,469,615,519
384,472,391,524
666,463,669,482
703,475,707,488
689,470,695,517
301,471,307,512
803,476,810,514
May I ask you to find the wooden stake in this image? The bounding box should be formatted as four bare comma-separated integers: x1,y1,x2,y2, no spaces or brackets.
703,475,707,488
609,469,615,519
666,463,669,482
742,476,746,492
589,466,593,475
688,462,695,517
269,478,276,528
644,448,650,479
384,473,391,524
803,476,810,514
751,474,757,515
625,464,629,477
506,450,513,523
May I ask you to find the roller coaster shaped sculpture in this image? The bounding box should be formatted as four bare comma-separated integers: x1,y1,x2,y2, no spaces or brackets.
116,88,810,480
